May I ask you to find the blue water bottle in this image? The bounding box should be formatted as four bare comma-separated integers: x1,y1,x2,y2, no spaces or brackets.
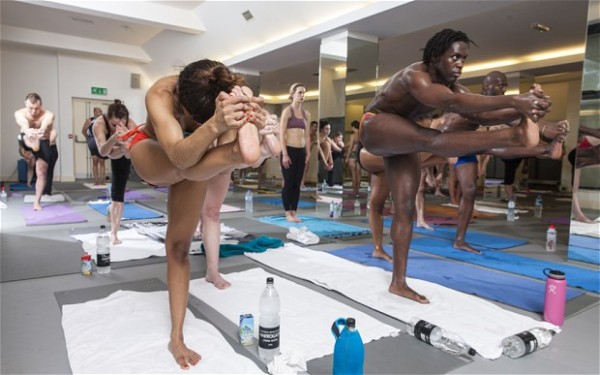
332,317,364,375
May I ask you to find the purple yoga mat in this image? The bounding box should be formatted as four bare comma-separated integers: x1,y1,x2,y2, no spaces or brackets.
544,217,571,225
98,190,154,201
154,186,169,193
21,203,87,226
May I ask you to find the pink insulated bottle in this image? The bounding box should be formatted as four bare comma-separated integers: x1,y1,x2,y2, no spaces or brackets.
543,268,567,326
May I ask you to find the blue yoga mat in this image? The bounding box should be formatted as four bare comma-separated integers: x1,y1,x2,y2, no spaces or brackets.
570,234,600,251
88,202,163,220
258,214,370,239
255,197,315,209
410,224,528,250
409,237,600,293
329,244,583,313
9,182,35,191
568,245,600,265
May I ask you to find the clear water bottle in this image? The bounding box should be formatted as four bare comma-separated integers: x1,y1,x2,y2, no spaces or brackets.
366,186,371,216
0,186,7,203
354,199,361,215
244,190,253,215
332,317,364,374
546,224,557,252
335,202,342,219
502,328,555,359
329,201,335,218
96,225,111,274
534,195,543,218
321,179,327,193
507,199,516,222
407,318,476,356
258,277,280,364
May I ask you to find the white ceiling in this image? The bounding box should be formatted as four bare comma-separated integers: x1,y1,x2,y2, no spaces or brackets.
0,0,593,97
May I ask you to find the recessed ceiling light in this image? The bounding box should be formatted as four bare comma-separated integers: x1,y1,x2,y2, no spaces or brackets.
530,23,551,32
242,10,253,21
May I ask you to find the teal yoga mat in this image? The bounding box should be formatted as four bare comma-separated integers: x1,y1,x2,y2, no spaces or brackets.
88,202,163,220
258,214,370,239
409,237,600,293
329,244,583,313
255,197,316,209
392,220,528,250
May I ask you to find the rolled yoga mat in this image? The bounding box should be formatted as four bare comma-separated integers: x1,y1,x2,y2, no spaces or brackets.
329,244,584,313
21,203,87,226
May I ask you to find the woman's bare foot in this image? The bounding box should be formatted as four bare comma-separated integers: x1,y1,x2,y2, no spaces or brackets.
372,247,393,261
453,240,482,254
206,271,231,289
416,220,434,231
33,202,42,211
291,212,302,222
111,236,122,245
540,120,569,142
574,215,594,224
389,283,430,304
168,340,201,370
237,123,261,165
515,117,540,148
285,212,296,223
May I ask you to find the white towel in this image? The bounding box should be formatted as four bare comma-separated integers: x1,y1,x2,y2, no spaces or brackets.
569,220,600,238
62,290,265,374
220,204,243,213
23,194,65,203
83,182,108,189
444,202,528,214
189,268,399,363
71,228,166,261
245,244,559,360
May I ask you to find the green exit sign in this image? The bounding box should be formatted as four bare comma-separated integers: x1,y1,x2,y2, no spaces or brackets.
91,87,107,95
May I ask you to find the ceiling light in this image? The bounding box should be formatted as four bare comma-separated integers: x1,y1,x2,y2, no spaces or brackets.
530,23,551,32
121,25,131,32
242,10,254,21
70,17,94,24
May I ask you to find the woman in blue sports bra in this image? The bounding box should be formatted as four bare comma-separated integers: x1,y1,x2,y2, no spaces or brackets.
279,83,311,223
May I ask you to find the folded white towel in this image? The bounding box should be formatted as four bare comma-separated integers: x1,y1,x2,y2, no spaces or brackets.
286,226,320,245
267,351,307,375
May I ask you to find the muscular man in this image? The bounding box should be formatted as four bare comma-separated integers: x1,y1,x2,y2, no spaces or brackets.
15,93,58,210
439,71,568,253
359,29,550,303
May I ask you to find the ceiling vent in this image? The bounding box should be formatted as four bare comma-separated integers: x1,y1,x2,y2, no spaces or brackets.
242,10,254,21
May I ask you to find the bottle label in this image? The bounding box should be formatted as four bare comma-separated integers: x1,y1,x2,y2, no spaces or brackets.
515,331,538,354
97,252,110,267
258,325,280,349
413,320,435,345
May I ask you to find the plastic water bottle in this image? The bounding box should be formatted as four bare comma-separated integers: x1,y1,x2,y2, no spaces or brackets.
0,186,7,203
335,202,342,219
96,225,111,274
332,317,364,375
407,318,476,356
258,277,280,364
543,268,567,326
502,328,555,359
329,201,335,218
546,224,557,252
245,190,253,215
506,199,515,221
354,199,361,215
321,179,327,192
534,195,543,218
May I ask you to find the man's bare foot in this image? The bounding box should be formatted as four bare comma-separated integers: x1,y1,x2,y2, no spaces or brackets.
237,123,260,165
372,247,393,261
453,241,482,254
206,272,231,289
389,283,430,304
540,120,569,142
540,139,564,160
515,117,540,148
33,202,42,211
168,340,201,370
416,220,434,231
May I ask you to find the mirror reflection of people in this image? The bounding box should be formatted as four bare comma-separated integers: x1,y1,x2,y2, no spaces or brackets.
318,120,334,185
359,29,550,304
345,120,361,197
330,130,345,187
92,100,136,245
300,120,319,190
279,83,311,223
82,107,107,186
568,125,600,223
124,59,266,369
14,93,58,211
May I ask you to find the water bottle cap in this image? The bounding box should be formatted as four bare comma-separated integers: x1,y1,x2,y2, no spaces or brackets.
81,252,91,261
100,225,106,230
548,224,556,229
266,277,274,284
543,268,565,279
346,317,356,328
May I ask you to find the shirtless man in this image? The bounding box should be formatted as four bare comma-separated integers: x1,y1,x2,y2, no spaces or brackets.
359,29,550,304
15,93,58,211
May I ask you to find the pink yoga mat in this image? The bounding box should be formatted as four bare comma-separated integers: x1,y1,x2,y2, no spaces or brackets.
21,204,87,226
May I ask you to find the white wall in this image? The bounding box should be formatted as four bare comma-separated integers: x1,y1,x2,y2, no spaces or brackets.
1,44,150,182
